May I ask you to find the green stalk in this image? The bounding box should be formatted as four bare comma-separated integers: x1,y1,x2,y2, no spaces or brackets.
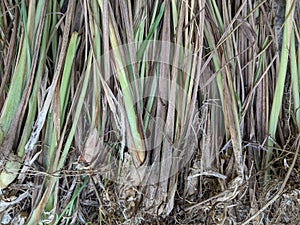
44,32,80,212
54,176,89,225
0,0,50,189
290,28,300,127
0,35,27,144
266,0,296,180
97,0,148,164
27,35,86,225
0,0,38,144
58,44,89,170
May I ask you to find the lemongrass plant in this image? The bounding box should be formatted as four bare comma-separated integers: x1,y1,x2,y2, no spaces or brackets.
0,0,299,224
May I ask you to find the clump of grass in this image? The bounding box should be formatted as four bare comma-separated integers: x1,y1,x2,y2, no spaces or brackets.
0,0,299,224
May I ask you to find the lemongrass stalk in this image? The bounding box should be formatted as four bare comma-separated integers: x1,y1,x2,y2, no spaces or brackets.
44,33,80,219
54,177,89,225
266,0,296,179
51,0,58,63
290,28,300,127
58,41,88,170
137,3,165,60
26,37,88,225
45,22,79,171
0,0,51,189
0,19,28,144
97,0,147,164
171,0,178,34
